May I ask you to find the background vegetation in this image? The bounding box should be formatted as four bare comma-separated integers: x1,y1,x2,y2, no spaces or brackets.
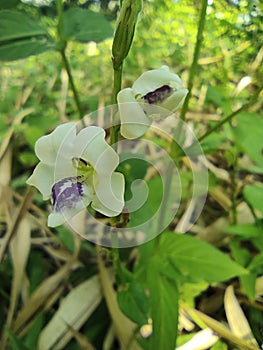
0,0,263,349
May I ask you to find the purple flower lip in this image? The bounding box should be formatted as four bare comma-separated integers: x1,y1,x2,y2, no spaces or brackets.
142,85,173,104
52,176,84,212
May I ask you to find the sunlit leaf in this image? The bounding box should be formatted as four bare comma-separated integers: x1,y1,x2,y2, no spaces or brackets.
243,185,263,214
232,113,263,171
159,232,247,283
223,223,263,238
148,255,179,350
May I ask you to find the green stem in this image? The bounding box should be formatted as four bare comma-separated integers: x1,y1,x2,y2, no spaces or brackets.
156,161,174,237
57,0,84,122
198,85,263,143
110,66,123,261
113,65,123,104
57,0,63,39
61,50,85,121
110,65,123,148
154,0,208,248
180,0,208,121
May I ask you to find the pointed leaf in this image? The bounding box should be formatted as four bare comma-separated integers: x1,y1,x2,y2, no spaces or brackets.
160,232,247,283
117,280,149,326
232,113,263,170
148,256,179,350
243,185,263,214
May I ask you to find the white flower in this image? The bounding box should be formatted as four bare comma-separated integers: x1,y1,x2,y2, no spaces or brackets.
26,123,125,227
118,65,188,139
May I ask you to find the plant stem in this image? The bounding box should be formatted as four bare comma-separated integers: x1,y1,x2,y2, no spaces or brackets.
154,0,208,247
110,65,123,148
109,66,123,260
57,0,84,122
156,160,174,236
61,50,85,121
198,85,263,143
57,0,63,38
180,0,208,121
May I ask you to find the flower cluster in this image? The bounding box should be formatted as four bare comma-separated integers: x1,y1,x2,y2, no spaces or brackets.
27,66,187,228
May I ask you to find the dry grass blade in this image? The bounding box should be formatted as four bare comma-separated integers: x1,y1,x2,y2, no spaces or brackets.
12,262,73,336
38,275,102,350
0,145,12,187
66,325,96,350
8,218,31,324
0,108,34,162
184,307,259,350
0,188,35,262
96,246,141,350
224,285,259,347
176,328,219,350
0,218,31,350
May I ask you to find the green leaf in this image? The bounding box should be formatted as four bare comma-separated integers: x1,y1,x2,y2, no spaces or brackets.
0,10,46,42
0,0,20,9
148,256,179,350
159,232,247,283
24,313,45,350
230,240,255,300
5,328,30,350
243,185,263,214
0,10,54,61
62,8,113,43
117,280,149,326
56,226,75,253
248,253,263,273
232,113,263,171
223,223,263,238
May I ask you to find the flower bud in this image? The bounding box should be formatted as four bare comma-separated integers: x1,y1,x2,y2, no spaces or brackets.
112,0,142,70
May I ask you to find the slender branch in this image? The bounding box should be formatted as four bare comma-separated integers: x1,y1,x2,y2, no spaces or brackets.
110,65,123,148
61,50,85,121
198,85,263,143
57,0,84,122
57,0,63,39
154,0,208,246
180,0,208,121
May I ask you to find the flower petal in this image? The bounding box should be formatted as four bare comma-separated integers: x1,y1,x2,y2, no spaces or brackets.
162,88,188,111
132,65,183,97
92,172,125,217
26,162,54,199
74,126,119,175
118,88,150,139
35,123,76,166
48,180,93,227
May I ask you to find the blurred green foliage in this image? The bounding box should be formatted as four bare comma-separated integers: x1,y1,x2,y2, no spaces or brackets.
0,0,263,349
